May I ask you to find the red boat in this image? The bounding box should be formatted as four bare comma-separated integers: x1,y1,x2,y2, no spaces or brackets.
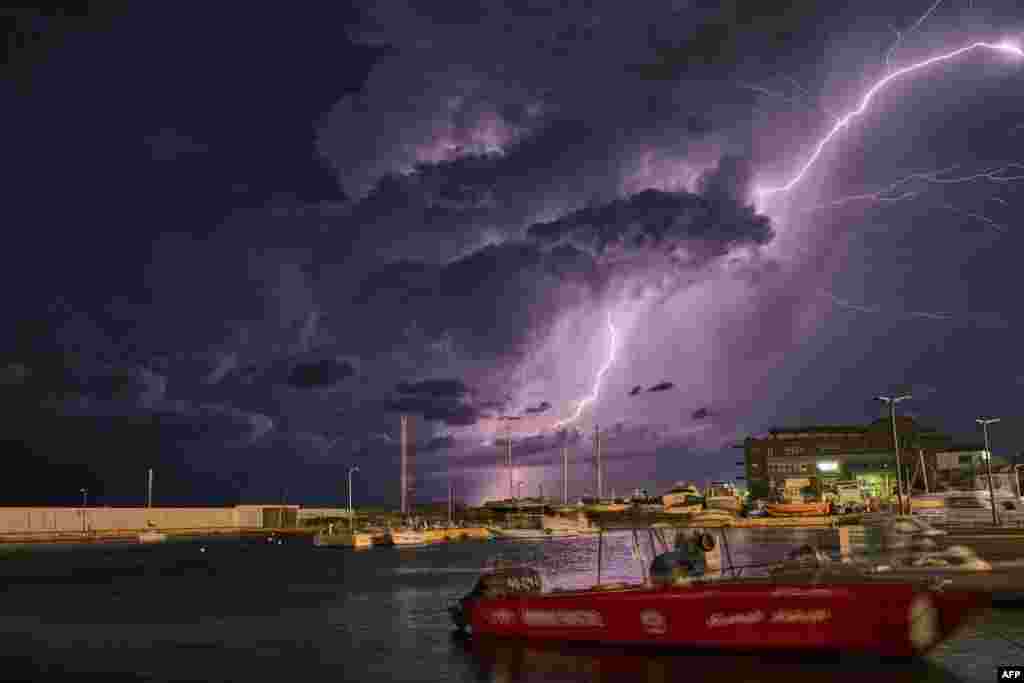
450,527,986,657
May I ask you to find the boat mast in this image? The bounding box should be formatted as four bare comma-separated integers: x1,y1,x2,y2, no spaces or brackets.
562,446,568,505
507,422,513,500
399,413,407,516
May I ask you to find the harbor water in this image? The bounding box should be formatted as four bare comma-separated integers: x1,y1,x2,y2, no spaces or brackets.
0,529,1021,682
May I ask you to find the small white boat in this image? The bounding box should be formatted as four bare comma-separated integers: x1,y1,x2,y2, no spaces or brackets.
492,527,578,540
389,528,432,546
314,531,373,548
138,530,168,544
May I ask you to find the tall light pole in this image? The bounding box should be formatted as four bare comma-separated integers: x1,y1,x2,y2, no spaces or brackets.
499,416,521,500
146,469,153,508
81,488,88,507
562,446,569,506
877,395,911,514
347,465,360,528
977,418,1001,526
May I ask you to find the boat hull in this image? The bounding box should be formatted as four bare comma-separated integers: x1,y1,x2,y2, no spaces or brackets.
766,502,829,517
389,530,431,546
463,581,981,656
314,532,373,548
493,529,578,540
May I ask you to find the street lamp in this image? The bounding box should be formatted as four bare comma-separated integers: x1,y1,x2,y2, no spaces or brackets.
347,465,360,527
977,418,1001,526
499,416,522,500
877,395,911,514
80,488,88,507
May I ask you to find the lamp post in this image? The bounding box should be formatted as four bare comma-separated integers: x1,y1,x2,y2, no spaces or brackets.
977,418,1001,526
877,395,911,514
499,416,521,500
80,488,88,507
347,465,360,528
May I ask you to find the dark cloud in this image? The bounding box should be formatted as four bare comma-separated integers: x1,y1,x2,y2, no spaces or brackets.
629,385,643,396
692,407,712,420
648,382,675,393
395,378,470,398
527,185,772,262
386,396,482,427
524,401,552,415
421,435,457,453
286,358,355,389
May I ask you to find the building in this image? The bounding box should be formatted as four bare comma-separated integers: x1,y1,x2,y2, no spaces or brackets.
742,417,1007,501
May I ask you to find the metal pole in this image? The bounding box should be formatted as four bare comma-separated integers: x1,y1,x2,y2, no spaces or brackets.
918,450,929,494
508,425,513,500
348,466,359,528
877,395,910,514
81,488,87,507
147,468,153,508
562,447,569,505
400,415,408,515
594,424,602,501
978,418,1001,526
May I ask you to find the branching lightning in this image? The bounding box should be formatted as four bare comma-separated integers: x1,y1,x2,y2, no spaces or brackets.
755,40,1024,202
800,163,1024,227
552,36,1024,433
554,313,619,429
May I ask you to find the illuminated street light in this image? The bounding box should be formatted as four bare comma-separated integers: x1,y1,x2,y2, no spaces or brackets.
977,418,1001,526
877,395,911,514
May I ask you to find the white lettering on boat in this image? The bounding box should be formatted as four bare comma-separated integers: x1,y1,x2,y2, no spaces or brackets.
640,609,668,635
521,609,605,628
707,611,765,627
486,608,517,625
770,608,831,624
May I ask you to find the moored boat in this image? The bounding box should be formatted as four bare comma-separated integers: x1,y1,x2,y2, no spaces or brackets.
704,482,743,513
138,530,168,544
389,528,432,546
766,501,829,517
450,526,986,656
314,530,373,548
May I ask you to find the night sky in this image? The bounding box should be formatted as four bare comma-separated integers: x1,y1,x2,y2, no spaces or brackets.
4,2,1024,507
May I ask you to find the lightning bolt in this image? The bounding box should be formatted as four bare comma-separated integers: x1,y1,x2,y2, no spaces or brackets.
755,40,1024,202
554,313,619,430
800,163,1024,232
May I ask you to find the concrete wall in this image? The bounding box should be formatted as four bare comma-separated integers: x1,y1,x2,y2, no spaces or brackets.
0,507,251,533
298,508,351,520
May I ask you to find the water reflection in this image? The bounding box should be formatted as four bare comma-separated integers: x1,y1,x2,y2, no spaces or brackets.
453,636,966,683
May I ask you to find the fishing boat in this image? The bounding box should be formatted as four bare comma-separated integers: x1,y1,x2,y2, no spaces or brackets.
662,482,703,508
449,525,986,656
138,530,168,544
542,511,601,535
389,528,432,546
704,482,743,513
765,501,829,517
368,527,392,546
689,508,737,526
314,530,373,548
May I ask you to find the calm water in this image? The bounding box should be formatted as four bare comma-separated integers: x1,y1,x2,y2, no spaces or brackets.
0,530,1021,682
